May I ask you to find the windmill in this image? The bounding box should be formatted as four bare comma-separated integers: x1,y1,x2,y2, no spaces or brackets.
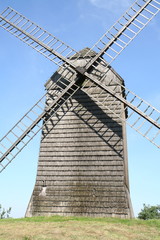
0,0,160,218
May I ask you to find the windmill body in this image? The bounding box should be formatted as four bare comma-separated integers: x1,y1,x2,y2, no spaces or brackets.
0,1,160,218
26,48,133,218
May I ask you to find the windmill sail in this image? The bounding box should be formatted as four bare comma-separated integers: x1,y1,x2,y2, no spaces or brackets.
0,68,80,172
84,0,160,69
82,71,160,148
0,6,78,67
81,0,160,147
1,48,159,173
0,0,160,173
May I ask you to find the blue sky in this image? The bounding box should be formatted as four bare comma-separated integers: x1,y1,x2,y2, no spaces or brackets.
0,0,160,218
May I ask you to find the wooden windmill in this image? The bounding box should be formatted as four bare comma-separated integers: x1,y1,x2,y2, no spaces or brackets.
0,0,160,219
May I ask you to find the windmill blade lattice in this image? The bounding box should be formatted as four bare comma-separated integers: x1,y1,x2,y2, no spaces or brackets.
0,67,80,172
0,6,78,67
84,0,160,70
0,0,160,173
1,1,159,76
1,1,159,71
81,0,160,142
0,6,81,172
81,71,160,148
1,60,159,173
78,0,160,147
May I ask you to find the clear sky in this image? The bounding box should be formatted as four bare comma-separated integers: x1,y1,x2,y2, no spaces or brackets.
0,0,160,218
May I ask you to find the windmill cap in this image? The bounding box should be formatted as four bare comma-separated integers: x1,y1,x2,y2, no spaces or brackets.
70,47,97,59
70,47,125,84
45,47,125,92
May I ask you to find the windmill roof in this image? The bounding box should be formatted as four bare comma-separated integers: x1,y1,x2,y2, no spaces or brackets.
46,47,125,87
71,47,125,83
70,47,97,59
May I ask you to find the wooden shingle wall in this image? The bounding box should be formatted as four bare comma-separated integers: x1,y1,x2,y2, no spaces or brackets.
26,50,133,218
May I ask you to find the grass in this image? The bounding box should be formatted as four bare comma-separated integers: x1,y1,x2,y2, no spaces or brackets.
0,216,160,240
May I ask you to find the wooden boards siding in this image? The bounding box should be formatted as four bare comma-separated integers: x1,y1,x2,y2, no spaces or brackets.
26,49,133,218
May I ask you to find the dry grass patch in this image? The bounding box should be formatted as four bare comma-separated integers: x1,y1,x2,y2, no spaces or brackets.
0,216,160,240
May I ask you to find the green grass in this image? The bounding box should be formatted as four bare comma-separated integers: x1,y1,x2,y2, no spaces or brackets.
2,215,160,227
0,216,160,240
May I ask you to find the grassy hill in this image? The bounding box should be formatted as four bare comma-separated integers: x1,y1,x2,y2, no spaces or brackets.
0,216,160,240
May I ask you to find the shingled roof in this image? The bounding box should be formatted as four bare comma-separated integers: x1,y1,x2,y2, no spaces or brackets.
70,47,97,59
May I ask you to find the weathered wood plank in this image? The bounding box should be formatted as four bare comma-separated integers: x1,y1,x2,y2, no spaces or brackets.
29,206,129,215
38,160,123,166
35,175,124,183
38,155,123,160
